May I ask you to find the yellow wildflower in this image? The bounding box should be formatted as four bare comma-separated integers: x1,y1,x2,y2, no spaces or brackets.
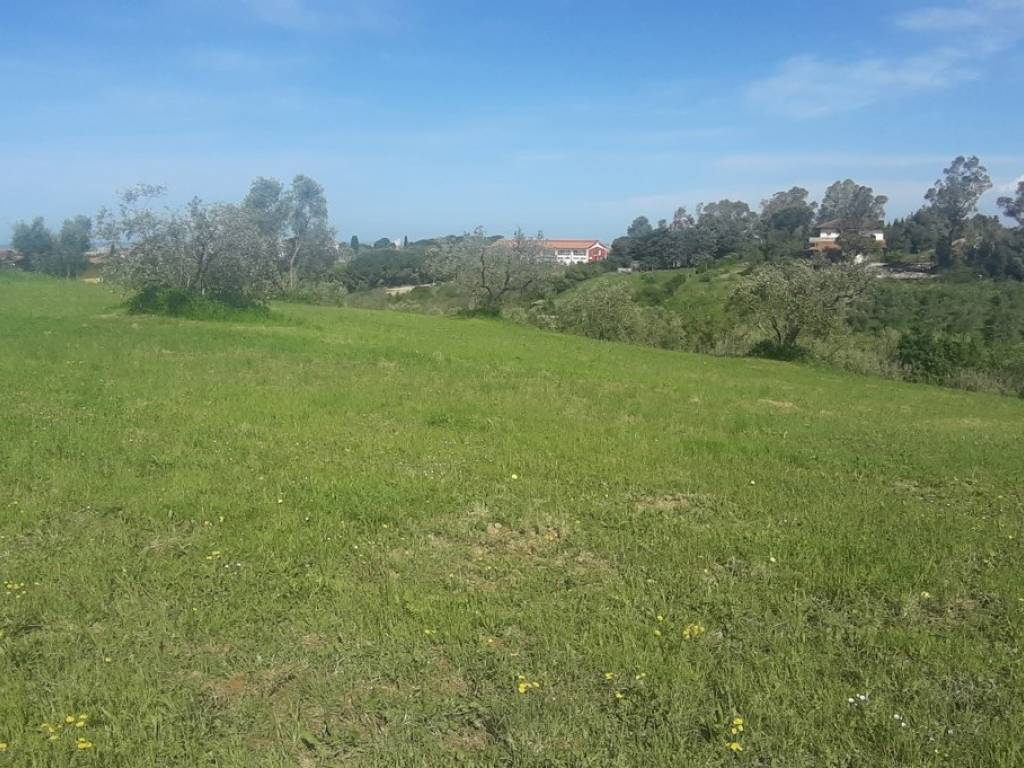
76,738,94,750
727,741,743,752
603,672,616,680
613,690,625,700
65,716,75,724
0,741,7,752
516,675,539,694
682,622,706,640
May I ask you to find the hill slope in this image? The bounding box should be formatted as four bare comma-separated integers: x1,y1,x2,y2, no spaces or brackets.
2,272,1023,766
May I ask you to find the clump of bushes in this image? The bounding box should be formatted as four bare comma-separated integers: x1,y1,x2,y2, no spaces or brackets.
511,282,690,350
896,330,983,384
634,272,686,306
748,340,811,362
126,286,270,320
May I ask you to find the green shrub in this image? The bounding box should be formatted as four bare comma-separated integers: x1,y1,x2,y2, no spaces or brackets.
634,272,686,306
896,330,983,383
127,287,269,320
748,339,811,361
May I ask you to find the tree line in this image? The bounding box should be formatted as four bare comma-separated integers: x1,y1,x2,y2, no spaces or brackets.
10,215,94,278
611,156,1023,279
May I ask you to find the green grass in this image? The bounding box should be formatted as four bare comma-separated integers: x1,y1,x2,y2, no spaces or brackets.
2,270,1023,766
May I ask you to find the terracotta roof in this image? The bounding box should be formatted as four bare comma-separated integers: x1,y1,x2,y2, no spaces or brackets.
543,239,606,249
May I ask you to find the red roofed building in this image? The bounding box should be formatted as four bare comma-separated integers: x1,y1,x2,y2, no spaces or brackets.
542,239,609,265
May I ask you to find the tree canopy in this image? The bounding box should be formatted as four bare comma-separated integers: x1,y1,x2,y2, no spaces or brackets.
817,180,887,229
731,262,871,351
925,156,993,234
99,186,278,304
761,187,816,236
428,228,551,310
11,217,56,272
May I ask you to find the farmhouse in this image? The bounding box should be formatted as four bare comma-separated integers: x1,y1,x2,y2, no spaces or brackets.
808,220,885,255
0,249,23,268
542,239,609,265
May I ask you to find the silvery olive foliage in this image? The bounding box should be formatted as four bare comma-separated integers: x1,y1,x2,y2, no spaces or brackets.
98,185,279,303
428,227,552,310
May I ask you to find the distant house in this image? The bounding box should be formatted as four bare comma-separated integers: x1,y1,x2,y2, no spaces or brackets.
0,249,23,268
85,248,110,266
808,220,885,256
541,239,609,265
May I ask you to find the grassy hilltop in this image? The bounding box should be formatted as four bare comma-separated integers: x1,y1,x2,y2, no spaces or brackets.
1,272,1023,767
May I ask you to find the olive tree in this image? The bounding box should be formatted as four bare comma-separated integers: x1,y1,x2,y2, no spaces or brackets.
99,186,278,304
429,227,550,311
730,262,871,351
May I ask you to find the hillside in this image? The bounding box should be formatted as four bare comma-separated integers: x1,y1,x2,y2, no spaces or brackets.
2,272,1023,766
544,264,1024,394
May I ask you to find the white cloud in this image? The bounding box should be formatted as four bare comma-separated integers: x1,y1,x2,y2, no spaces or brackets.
897,0,1024,31
896,7,988,30
999,174,1024,192
716,153,1024,173
746,49,977,118
749,0,1024,118
715,153,959,172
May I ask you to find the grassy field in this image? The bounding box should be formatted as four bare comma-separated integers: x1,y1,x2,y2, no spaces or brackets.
2,271,1023,767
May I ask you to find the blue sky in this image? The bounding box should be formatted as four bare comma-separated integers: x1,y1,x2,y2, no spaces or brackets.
1,0,1023,243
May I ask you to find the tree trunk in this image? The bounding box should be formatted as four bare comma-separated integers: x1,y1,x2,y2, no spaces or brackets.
288,242,301,292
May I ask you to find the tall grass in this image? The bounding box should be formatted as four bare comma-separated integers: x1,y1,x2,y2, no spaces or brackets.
2,272,1023,766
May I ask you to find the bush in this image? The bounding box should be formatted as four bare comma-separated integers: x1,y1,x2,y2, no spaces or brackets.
896,330,983,383
748,339,811,361
634,272,686,306
127,286,269,320
279,280,349,306
543,282,688,349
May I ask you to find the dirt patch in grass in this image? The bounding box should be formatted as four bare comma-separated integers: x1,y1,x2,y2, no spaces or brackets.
471,521,565,557
759,398,799,411
636,494,692,512
199,663,307,706
442,727,493,752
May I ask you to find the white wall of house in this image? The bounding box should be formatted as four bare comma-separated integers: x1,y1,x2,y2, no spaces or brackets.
553,249,589,265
